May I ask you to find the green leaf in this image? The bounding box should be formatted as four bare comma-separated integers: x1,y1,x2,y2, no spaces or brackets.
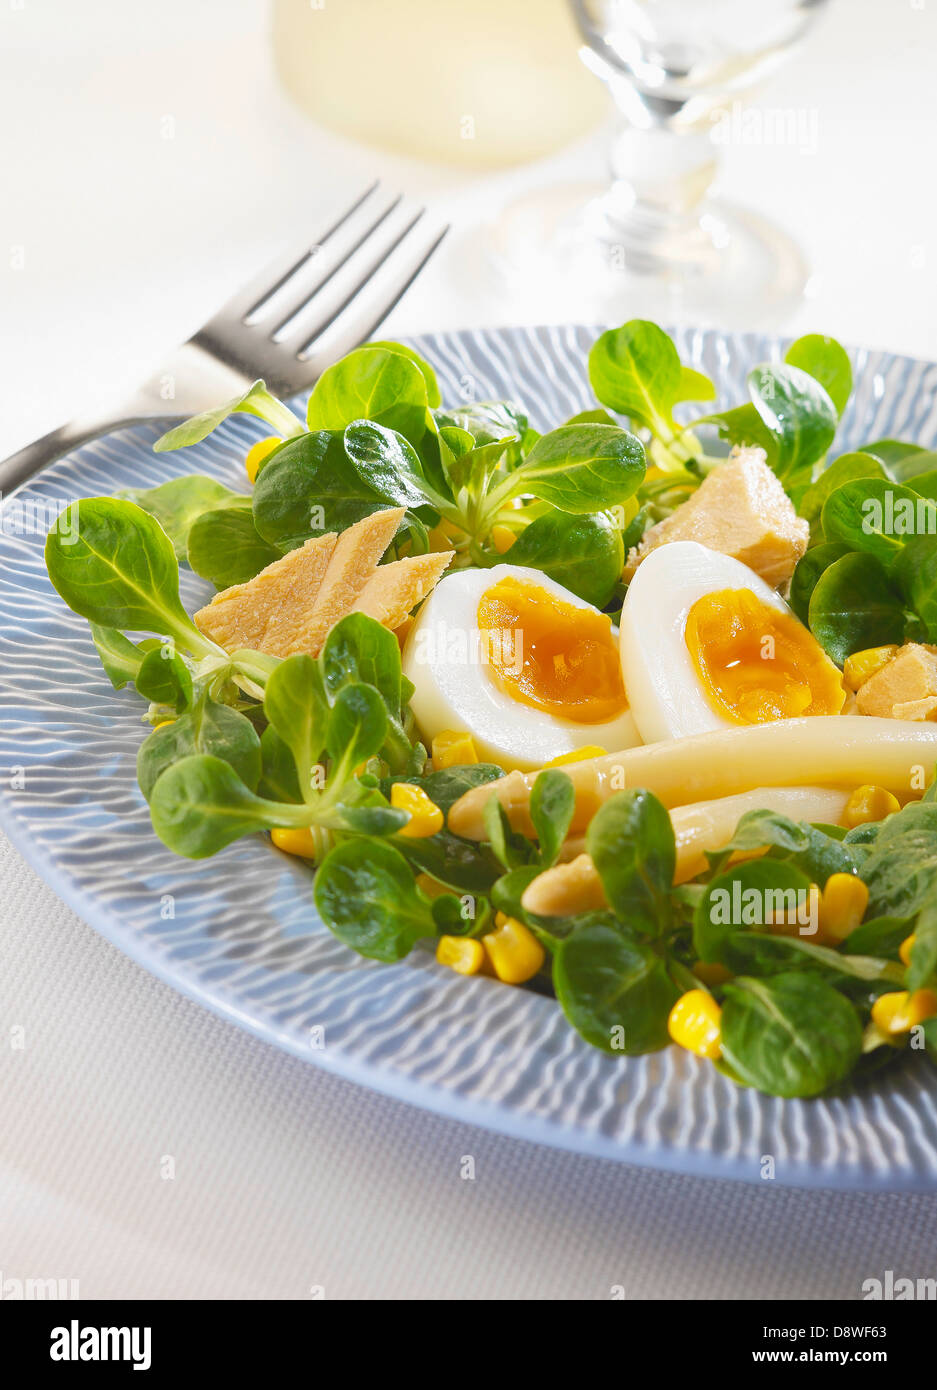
433,400,527,449
586,790,674,936
506,509,624,607
784,334,853,415
705,809,858,884
415,763,504,815
788,542,851,624
694,859,815,965
252,429,386,548
530,769,576,869
392,828,502,896
747,363,837,477
366,340,441,406
798,452,885,526
483,795,534,871
121,475,249,562
149,754,300,858
135,646,194,711
860,800,937,920
517,424,645,513
314,838,434,962
808,552,905,664
45,498,212,654
257,725,303,804
907,897,937,992
187,506,281,588
587,320,682,434
320,612,403,720
720,973,862,1098
262,654,329,801
842,915,911,959
822,477,932,565
325,683,388,771
342,420,436,509
675,365,716,404
861,439,927,479
554,923,678,1055
894,536,937,642
694,403,780,463
307,346,431,452
137,700,262,800
89,623,146,689
153,382,302,452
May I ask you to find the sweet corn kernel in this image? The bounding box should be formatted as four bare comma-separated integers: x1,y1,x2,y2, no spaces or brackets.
154,720,175,731
245,435,281,483
843,784,901,828
431,730,478,769
270,826,319,857
692,960,732,988
436,935,486,975
482,917,545,984
543,745,608,767
818,872,869,943
843,645,899,692
900,934,917,967
871,988,937,1035
668,990,722,1060
416,872,451,900
391,782,444,837
490,525,516,555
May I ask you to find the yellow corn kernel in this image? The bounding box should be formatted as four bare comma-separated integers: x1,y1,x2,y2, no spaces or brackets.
900,934,917,967
154,720,175,731
416,872,451,900
844,784,901,828
436,935,486,975
391,782,444,837
270,826,319,857
692,960,732,988
871,988,937,1036
843,645,899,692
818,872,869,944
245,435,281,483
482,917,545,984
667,990,722,1060
543,745,608,767
431,730,478,770
490,525,516,555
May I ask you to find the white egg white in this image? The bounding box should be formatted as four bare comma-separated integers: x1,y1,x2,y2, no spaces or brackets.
402,563,641,772
619,541,794,743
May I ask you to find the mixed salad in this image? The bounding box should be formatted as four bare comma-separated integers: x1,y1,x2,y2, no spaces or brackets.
44,320,937,1100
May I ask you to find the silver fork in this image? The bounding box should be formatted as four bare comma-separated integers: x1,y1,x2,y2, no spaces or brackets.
1,183,448,493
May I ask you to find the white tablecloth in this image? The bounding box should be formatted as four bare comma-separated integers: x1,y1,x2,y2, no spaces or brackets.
3,0,937,1298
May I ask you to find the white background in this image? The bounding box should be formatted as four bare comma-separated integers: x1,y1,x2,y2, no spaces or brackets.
2,0,937,1299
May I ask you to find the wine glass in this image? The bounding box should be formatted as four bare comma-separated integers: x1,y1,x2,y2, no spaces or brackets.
487,0,832,327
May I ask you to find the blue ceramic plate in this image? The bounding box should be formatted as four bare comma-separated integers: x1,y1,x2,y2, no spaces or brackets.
4,324,937,1190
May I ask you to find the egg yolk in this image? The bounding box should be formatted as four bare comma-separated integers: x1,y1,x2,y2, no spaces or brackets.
685,587,846,725
477,577,627,724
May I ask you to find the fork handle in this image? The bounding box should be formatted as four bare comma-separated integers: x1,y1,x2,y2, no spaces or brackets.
0,413,143,495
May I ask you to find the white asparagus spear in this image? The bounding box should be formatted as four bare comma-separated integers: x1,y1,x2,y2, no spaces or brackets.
447,716,937,841
521,785,851,918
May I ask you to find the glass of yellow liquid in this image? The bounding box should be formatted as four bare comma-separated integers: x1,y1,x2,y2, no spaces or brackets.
272,0,610,169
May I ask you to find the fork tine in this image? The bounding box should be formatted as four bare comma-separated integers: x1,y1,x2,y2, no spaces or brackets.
208,181,385,328
298,216,450,368
271,198,428,345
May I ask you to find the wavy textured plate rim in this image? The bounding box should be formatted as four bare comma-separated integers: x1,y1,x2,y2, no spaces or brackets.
3,321,937,1192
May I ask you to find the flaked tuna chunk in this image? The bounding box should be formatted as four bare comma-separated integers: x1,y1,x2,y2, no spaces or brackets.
352,551,454,631
194,532,337,654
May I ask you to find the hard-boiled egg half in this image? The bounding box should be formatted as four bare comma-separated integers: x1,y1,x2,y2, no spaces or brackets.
402,564,641,771
619,541,846,743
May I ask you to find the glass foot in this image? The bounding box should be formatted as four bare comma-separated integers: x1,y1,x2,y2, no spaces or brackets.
485,181,808,331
